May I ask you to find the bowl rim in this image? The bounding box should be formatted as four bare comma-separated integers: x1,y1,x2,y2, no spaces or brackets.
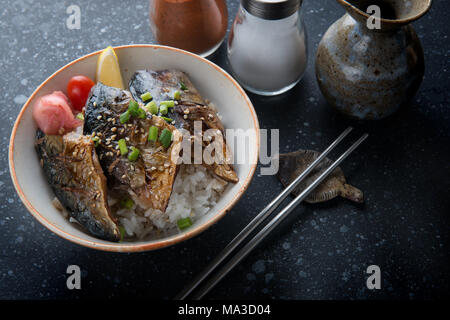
8,44,260,252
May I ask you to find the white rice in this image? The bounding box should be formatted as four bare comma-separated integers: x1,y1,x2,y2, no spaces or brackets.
115,164,227,240
55,117,229,241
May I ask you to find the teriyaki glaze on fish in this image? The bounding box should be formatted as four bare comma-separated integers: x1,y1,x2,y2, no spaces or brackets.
129,70,238,183
35,69,237,242
35,129,121,241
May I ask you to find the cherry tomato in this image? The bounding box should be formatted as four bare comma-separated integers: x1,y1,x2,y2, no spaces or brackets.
67,75,95,112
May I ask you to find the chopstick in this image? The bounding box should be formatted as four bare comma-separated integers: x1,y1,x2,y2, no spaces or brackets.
175,127,353,299
175,127,367,300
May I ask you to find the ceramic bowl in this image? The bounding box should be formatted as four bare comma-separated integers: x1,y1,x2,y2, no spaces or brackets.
9,44,260,252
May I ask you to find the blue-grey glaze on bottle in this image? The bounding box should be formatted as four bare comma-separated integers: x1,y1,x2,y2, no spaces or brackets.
315,0,432,120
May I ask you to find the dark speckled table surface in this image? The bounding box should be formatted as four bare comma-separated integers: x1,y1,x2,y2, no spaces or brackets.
0,0,449,300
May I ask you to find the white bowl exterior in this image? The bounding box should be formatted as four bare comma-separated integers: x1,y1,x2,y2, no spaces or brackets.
10,46,259,251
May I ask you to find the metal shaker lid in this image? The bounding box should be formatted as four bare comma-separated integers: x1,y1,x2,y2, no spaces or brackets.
242,0,302,20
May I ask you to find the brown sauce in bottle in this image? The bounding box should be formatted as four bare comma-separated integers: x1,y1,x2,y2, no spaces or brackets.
149,0,228,55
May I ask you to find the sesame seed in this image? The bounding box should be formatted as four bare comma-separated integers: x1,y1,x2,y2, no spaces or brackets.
111,127,117,132
97,115,102,120
111,134,117,140
93,102,97,107
184,109,190,114
125,137,130,141
121,174,126,179
183,115,188,119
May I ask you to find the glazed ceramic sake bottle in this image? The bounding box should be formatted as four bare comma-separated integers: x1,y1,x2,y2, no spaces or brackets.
315,0,432,120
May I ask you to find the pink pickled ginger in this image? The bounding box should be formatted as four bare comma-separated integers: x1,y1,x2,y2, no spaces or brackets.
32,91,81,135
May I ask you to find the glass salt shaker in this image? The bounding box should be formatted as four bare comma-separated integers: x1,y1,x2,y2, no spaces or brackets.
228,0,307,96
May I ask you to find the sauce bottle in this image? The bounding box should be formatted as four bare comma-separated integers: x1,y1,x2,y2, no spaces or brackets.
149,0,228,57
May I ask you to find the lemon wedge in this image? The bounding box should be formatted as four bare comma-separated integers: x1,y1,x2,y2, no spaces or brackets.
96,46,124,89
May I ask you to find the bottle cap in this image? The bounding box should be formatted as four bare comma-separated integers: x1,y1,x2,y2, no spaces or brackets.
242,0,302,20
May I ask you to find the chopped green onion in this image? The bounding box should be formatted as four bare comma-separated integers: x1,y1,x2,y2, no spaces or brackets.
161,116,173,123
179,81,187,91
128,100,139,111
140,92,152,102
76,113,84,120
119,225,125,242
128,146,140,162
128,100,140,116
148,126,158,142
119,110,131,124
118,139,128,155
120,198,134,209
177,217,193,230
91,136,100,147
137,107,147,119
159,128,172,148
160,104,169,115
173,90,181,100
160,100,175,108
146,101,158,114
